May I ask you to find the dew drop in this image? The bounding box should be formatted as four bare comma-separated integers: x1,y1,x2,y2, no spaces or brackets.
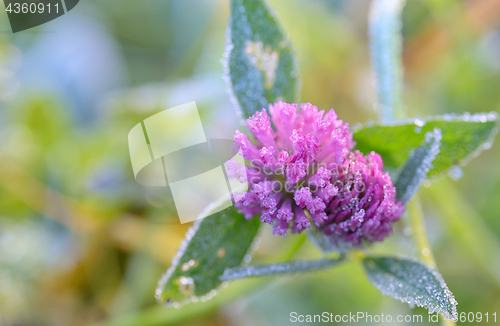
447,166,463,181
244,253,252,263
487,112,498,120
181,259,198,271
414,118,426,127
177,276,195,296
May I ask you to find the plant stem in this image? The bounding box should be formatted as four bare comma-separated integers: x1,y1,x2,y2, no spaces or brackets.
281,232,307,261
408,196,456,326
369,0,406,122
220,256,345,282
407,197,436,269
370,1,456,324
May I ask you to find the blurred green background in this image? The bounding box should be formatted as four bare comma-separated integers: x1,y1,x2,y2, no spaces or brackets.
0,0,499,325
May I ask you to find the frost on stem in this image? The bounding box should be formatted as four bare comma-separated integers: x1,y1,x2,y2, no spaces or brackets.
220,257,345,282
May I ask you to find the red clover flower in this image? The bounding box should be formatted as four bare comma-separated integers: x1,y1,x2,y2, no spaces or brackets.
228,101,404,250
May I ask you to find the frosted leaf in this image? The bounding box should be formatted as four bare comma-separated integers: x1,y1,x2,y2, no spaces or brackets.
363,256,458,322
155,206,260,307
354,112,498,176
395,128,441,204
222,0,300,120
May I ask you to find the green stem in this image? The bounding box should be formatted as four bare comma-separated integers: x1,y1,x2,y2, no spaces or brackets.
369,0,406,122
407,197,436,269
281,231,307,260
370,2,456,325
408,196,456,326
220,256,345,282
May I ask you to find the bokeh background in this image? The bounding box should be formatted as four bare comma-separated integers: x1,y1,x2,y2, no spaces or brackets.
0,0,500,325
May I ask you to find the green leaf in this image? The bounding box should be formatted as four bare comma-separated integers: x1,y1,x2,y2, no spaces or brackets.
353,113,498,176
369,0,406,122
223,0,300,119
395,128,441,204
155,206,260,307
363,256,458,321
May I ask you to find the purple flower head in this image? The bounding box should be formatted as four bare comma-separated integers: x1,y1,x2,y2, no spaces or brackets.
316,150,405,251
229,101,404,250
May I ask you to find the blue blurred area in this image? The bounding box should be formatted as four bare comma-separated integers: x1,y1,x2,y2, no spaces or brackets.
18,13,126,124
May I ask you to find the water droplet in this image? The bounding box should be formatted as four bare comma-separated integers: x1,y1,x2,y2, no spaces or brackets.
244,254,252,263
181,259,198,272
447,166,463,181
177,276,195,296
414,118,426,127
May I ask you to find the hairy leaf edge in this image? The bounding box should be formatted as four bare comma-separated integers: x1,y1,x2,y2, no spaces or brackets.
353,111,498,172
363,255,458,322
155,203,262,308
221,0,301,122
